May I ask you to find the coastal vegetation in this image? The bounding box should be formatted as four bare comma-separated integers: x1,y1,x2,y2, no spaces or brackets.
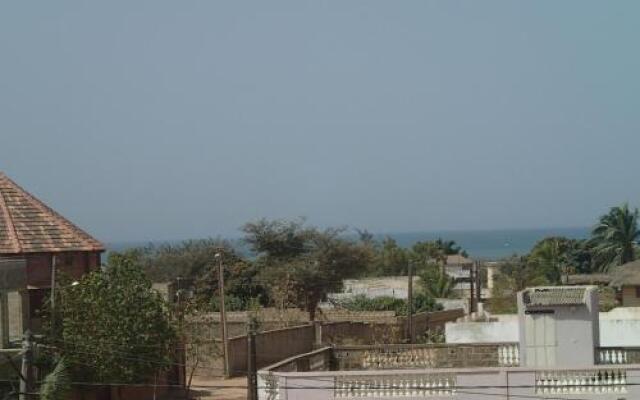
590,203,639,272
107,218,466,319
104,203,639,317
334,293,441,316
489,203,639,312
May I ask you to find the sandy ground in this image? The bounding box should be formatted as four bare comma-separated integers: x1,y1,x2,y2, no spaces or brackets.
188,376,248,400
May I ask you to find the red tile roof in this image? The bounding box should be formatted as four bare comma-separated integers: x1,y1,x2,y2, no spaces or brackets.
0,172,104,254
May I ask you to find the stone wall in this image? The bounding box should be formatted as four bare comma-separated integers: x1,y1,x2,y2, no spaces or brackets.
188,308,465,377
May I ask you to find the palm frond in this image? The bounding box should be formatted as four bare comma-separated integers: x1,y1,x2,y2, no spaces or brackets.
41,358,71,400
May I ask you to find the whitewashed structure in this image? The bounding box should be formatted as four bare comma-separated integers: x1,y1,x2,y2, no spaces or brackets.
259,286,640,400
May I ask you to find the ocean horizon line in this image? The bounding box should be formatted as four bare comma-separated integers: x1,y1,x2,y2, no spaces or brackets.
104,226,591,261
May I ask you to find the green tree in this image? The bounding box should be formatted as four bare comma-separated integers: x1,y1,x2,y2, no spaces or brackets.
411,241,447,265
46,257,177,383
243,219,371,319
528,237,570,284
335,294,441,316
109,239,269,311
590,204,640,271
417,264,456,299
242,218,313,259
488,256,548,313
411,239,466,265
108,238,233,282
368,237,409,276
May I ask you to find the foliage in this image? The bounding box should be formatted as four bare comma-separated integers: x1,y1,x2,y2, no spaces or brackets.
242,218,313,259
195,256,268,312
334,294,441,316
367,237,409,276
108,239,269,311
40,358,70,400
107,238,230,282
590,203,640,272
598,286,619,312
243,219,372,319
417,264,456,299
527,237,571,284
366,237,467,276
45,257,177,383
487,256,548,314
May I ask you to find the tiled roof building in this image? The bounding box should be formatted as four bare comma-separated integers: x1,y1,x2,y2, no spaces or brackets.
0,172,104,337
0,172,104,254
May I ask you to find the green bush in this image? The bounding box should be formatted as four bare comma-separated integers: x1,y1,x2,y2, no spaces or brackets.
335,294,441,316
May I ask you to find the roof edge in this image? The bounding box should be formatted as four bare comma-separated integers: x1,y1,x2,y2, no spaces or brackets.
0,173,105,252
0,174,21,253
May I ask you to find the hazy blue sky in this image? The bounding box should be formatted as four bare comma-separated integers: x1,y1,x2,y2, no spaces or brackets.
1,1,639,242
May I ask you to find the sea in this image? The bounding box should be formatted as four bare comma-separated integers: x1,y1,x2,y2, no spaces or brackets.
105,226,590,261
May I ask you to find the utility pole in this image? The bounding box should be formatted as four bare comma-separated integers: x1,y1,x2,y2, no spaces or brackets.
475,261,482,309
469,264,475,313
469,262,479,313
176,276,187,388
19,330,33,400
215,251,230,378
407,261,414,344
247,318,258,400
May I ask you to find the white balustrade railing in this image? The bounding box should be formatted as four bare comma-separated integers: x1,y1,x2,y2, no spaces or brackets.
334,373,456,398
339,343,521,370
597,348,637,364
361,348,438,369
535,369,627,394
258,373,280,400
497,343,519,366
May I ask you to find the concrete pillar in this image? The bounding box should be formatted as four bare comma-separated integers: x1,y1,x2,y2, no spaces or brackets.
487,265,496,291
0,291,8,348
314,321,322,347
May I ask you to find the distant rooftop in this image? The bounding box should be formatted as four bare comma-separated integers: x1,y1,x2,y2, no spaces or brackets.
566,274,611,285
446,254,473,265
610,260,640,287
0,172,104,254
521,286,593,307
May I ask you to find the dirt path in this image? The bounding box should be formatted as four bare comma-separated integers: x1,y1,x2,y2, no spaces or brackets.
188,376,248,400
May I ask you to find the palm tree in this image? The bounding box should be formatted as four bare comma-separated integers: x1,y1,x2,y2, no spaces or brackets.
590,203,640,272
419,265,456,298
41,358,70,400
528,238,568,284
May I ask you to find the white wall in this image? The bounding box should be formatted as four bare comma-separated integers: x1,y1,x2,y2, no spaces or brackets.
446,307,640,347
446,316,518,343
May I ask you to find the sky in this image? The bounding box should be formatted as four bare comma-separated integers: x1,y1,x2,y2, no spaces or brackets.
1,1,639,242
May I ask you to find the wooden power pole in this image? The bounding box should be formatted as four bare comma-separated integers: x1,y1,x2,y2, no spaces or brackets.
19,331,33,400
215,251,230,378
407,261,414,344
247,319,258,400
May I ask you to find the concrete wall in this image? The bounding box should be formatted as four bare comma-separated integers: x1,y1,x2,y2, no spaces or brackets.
189,309,465,377
447,307,640,348
446,316,519,344
228,325,316,375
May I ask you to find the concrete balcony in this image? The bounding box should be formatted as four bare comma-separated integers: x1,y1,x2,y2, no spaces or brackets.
260,364,640,400
258,344,640,399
